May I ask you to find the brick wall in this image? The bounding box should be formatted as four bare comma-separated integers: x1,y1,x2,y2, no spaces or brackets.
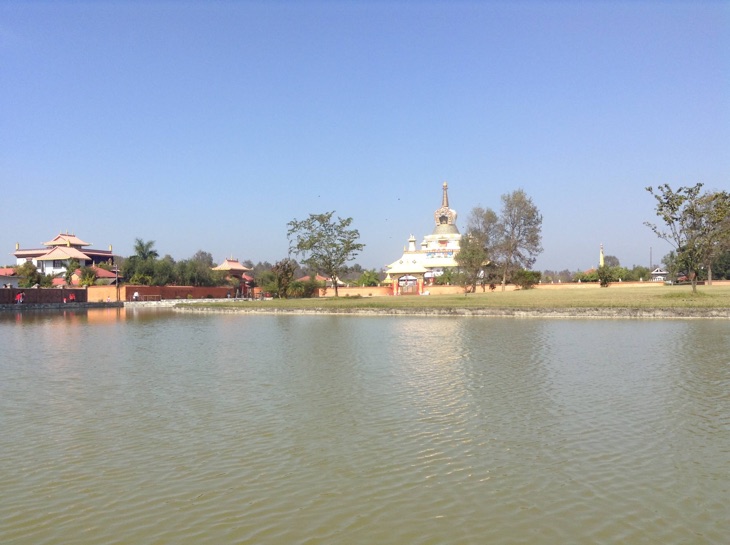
0,287,87,305
88,285,235,302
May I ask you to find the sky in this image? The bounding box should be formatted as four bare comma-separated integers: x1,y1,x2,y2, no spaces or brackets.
2,0,728,273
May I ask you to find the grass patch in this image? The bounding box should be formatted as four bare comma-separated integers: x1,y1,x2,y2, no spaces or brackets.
180,284,730,311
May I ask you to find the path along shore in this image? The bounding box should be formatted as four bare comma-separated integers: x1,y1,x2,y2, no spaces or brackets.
170,302,730,319
2,299,728,319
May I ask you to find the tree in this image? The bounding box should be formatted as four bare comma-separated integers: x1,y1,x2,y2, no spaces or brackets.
191,250,214,268
64,258,80,285
271,258,296,298
78,266,97,287
434,267,456,285
123,238,160,285
542,269,575,283
603,255,620,268
176,256,215,287
287,211,365,297
356,269,380,287
456,206,500,295
153,255,176,286
645,184,730,293
496,189,543,290
512,269,541,289
700,190,730,284
596,266,614,287
16,261,44,288
133,238,159,261
711,249,730,280
455,233,489,295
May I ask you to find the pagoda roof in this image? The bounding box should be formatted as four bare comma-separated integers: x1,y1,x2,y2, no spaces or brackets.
35,246,91,261
44,233,91,247
212,258,251,272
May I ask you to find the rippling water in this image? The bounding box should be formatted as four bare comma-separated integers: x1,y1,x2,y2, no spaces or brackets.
1,309,728,544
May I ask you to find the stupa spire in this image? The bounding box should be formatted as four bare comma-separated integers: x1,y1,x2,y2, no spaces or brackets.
442,182,449,208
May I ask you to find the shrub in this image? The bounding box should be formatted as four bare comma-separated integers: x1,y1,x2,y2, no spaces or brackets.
512,269,541,289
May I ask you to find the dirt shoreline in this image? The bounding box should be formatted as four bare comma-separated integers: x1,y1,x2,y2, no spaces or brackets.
173,305,730,319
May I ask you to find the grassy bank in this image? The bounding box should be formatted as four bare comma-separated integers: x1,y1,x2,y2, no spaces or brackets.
180,284,730,311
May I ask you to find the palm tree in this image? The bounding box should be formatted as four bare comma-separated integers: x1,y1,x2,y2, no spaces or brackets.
133,238,159,261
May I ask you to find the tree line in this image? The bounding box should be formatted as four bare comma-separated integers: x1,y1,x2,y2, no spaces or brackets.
9,182,728,295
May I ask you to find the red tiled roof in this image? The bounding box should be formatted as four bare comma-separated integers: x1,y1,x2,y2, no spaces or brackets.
73,266,117,279
0,267,16,276
296,274,329,282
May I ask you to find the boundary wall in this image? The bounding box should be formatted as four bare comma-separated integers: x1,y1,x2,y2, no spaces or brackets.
87,285,235,302
0,287,87,305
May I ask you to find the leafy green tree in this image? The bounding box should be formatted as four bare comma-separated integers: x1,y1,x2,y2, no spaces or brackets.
645,184,730,292
129,272,153,285
16,261,43,288
702,191,730,283
191,250,214,267
512,269,542,289
662,250,680,281
78,266,97,287
455,232,490,295
176,258,214,287
456,206,500,295
627,265,651,282
122,239,160,285
287,211,365,297
356,269,380,287
542,269,575,283
434,267,456,285
574,269,599,283
271,258,296,298
64,258,80,285
133,238,159,261
153,255,176,286
496,189,543,290
711,249,730,280
596,266,614,287
603,255,620,268
256,270,278,297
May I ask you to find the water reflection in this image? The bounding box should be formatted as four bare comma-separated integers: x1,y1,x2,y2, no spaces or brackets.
0,311,727,544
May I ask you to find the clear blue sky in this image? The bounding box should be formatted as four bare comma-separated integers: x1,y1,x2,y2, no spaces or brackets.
2,0,728,272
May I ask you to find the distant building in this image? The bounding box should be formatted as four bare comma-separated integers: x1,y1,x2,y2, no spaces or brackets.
14,233,116,277
68,266,119,286
295,274,344,287
211,258,254,297
650,267,669,282
385,182,462,294
1,267,19,288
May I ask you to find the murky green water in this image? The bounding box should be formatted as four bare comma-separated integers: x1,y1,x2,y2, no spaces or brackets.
1,308,728,544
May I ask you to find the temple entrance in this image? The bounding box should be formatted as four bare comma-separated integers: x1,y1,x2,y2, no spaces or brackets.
398,275,419,295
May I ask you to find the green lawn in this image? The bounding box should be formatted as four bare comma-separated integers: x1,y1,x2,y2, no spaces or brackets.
181,284,730,311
